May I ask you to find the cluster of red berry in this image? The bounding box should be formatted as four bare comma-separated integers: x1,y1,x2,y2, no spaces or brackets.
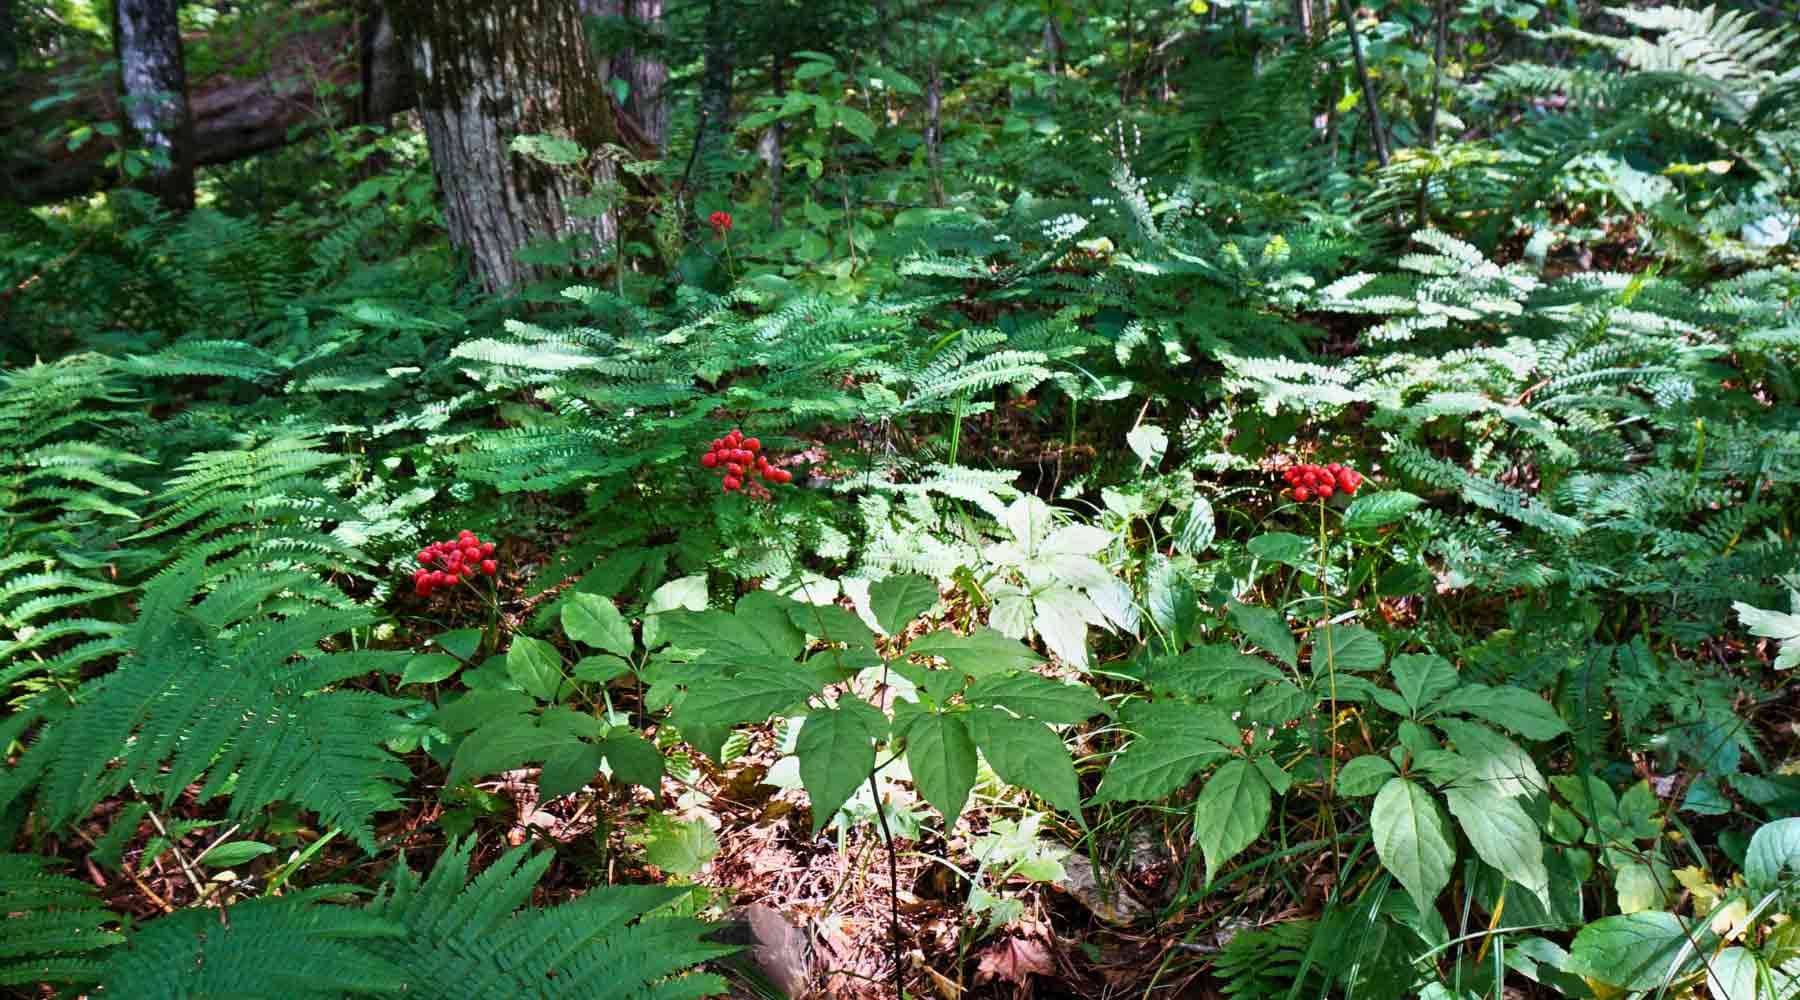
1283,462,1364,501
709,211,733,235
411,530,498,597
700,428,792,497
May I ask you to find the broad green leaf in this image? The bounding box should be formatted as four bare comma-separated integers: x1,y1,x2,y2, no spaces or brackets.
1337,755,1398,796
1175,496,1216,556
797,699,883,834
733,590,808,656
198,841,276,867
659,609,785,668
1746,817,1800,893
1342,490,1424,531
1434,719,1547,803
1148,644,1283,699
965,672,1111,723
506,636,566,701
1445,784,1550,907
1253,755,1293,795
966,711,1081,817
1246,532,1311,567
400,653,461,686
1034,593,1094,669
432,628,486,661
1228,603,1296,667
641,573,708,649
1194,759,1271,885
1125,423,1168,468
1565,911,1699,989
599,731,665,790
1372,778,1456,916
430,689,534,734
1453,684,1569,740
1093,702,1239,803
785,601,876,650
540,740,605,799
673,665,821,729
908,626,1043,678
447,715,550,788
1390,654,1459,716
906,712,977,826
1313,624,1386,672
572,655,630,684
639,815,718,877
1733,600,1800,669
868,574,938,635
1614,862,1669,913
562,592,634,658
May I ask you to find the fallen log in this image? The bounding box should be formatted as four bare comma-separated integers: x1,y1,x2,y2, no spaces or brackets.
2,10,414,206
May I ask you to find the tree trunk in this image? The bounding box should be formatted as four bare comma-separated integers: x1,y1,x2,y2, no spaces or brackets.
113,0,195,211
685,0,733,198
390,0,619,293
619,0,667,150
1,0,17,77
766,52,783,228
925,51,943,208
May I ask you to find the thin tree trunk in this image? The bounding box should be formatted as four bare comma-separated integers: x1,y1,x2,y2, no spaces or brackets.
1294,0,1314,42
1,0,17,77
390,0,619,292
925,50,943,208
1042,16,1062,75
113,0,194,210
359,1,411,125
767,52,783,228
694,0,734,182
1425,0,1446,147
1339,0,1389,166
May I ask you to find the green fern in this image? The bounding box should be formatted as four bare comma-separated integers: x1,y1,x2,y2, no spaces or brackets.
0,852,125,989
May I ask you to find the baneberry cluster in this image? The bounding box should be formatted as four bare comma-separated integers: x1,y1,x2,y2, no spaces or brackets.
700,428,791,498
1283,462,1364,502
412,530,498,597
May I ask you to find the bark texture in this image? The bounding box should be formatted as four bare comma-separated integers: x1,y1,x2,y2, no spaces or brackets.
113,0,195,210
694,0,734,174
390,0,620,292
618,0,667,150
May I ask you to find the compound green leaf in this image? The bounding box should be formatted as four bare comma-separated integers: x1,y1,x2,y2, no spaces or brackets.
673,665,821,730
908,625,1043,678
1372,777,1456,917
1565,911,1698,990
539,740,605,799
505,636,565,702
905,712,977,826
1453,684,1569,740
966,710,1081,817
797,698,883,834
1093,702,1239,803
561,592,634,658
1390,653,1459,716
1194,759,1271,886
1228,602,1296,666
1148,643,1283,699
599,731,664,790
1313,624,1386,673
1337,754,1398,796
1342,490,1424,531
869,574,938,635
1746,817,1800,894
965,672,1111,723
1445,783,1549,907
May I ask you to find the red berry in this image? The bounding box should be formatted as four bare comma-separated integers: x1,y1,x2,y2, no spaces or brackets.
727,462,743,476
481,559,498,576
415,583,433,597
775,469,793,484
430,571,449,586
462,546,479,561
745,438,760,451
1294,487,1310,501
701,452,718,467
1317,484,1334,497
417,550,433,565
480,541,495,556
723,476,741,490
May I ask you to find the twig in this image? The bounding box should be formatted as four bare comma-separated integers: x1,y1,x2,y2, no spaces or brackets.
146,809,208,901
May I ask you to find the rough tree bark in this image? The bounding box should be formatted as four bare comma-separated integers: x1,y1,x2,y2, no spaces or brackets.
389,0,620,292
618,0,667,150
113,0,195,210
